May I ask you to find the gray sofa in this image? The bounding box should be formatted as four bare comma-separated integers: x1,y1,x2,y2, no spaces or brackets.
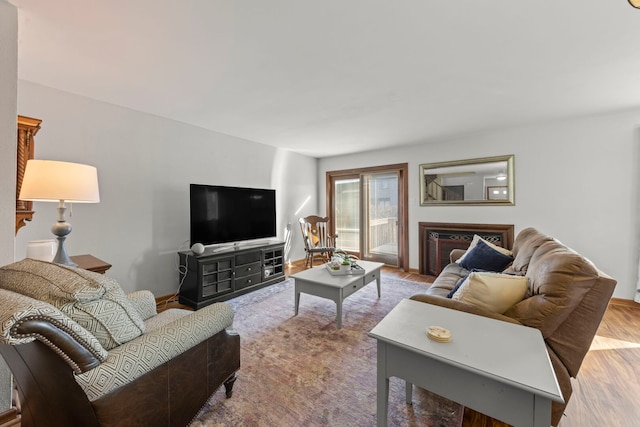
410,227,616,426
0,259,240,427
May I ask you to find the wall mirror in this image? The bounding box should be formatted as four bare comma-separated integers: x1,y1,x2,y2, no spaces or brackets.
419,155,515,206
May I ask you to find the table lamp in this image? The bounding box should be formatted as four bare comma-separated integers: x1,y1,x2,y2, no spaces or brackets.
19,159,100,267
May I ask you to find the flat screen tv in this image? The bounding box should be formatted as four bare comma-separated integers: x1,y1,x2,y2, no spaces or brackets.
190,184,276,246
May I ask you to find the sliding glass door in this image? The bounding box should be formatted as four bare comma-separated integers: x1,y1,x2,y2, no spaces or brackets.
333,178,360,252
327,164,408,270
362,172,399,265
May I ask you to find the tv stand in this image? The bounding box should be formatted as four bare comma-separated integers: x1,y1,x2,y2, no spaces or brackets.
178,240,286,310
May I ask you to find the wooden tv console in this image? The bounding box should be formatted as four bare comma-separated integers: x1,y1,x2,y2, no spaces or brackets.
178,240,286,309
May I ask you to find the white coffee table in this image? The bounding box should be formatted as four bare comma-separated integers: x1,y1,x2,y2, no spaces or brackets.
368,298,564,427
291,260,383,328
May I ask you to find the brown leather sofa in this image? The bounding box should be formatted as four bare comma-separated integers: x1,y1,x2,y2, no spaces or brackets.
410,227,616,426
0,259,240,427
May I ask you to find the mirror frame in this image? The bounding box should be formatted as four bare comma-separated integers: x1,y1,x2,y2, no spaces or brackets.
419,155,515,206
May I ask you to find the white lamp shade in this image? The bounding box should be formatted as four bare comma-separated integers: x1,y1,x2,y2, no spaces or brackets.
19,160,100,203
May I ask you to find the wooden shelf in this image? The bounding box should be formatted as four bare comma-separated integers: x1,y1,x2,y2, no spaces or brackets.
15,116,41,235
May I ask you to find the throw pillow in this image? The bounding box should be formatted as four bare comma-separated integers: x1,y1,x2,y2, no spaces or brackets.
456,234,512,265
446,269,486,298
447,273,472,298
0,259,145,350
458,239,514,272
451,271,528,314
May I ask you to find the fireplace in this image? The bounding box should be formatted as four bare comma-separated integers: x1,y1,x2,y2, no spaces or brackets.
419,222,514,276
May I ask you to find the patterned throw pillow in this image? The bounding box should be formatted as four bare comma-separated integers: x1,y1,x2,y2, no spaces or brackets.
0,259,145,350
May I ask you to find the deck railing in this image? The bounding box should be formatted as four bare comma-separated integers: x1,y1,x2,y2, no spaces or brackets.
336,217,397,254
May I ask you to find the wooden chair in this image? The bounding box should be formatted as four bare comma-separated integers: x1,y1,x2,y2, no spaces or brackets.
298,216,338,267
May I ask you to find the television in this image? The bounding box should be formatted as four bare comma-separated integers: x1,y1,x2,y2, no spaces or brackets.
190,184,276,246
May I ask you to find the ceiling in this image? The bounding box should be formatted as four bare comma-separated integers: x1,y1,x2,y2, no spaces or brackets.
9,1,640,158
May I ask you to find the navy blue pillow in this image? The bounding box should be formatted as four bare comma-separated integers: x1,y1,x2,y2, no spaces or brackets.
447,275,469,298
458,239,513,272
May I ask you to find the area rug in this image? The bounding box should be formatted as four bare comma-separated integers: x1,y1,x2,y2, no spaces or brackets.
190,276,463,427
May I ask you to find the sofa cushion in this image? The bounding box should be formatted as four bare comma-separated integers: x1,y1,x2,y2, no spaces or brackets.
503,240,604,339
445,267,498,298
425,262,469,298
127,290,158,320
0,259,145,350
451,271,528,314
502,227,554,276
457,238,514,272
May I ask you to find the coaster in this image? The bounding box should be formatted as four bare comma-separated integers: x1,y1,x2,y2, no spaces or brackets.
426,326,452,343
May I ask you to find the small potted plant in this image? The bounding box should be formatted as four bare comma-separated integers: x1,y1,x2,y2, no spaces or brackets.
339,257,351,271
328,258,342,271
333,250,356,271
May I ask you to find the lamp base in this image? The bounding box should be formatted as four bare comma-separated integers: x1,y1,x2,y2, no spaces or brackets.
53,236,77,267
51,217,77,267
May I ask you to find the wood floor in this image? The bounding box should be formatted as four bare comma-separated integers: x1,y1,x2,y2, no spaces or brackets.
559,300,640,427
163,260,640,427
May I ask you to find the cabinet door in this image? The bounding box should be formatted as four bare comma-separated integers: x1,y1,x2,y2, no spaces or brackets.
262,247,285,280
201,257,233,297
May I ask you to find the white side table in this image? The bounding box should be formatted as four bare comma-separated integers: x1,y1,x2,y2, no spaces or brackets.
369,299,563,427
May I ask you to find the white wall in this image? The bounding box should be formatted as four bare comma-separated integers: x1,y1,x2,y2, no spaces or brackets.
15,81,315,296
0,0,18,412
319,109,640,300
12,77,640,302
0,1,17,267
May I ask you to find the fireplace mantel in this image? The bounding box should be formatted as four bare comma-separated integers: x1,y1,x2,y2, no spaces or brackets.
418,222,514,276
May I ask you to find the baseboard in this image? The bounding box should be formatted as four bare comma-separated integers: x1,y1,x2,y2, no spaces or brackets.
0,408,20,427
155,293,178,305
610,297,640,308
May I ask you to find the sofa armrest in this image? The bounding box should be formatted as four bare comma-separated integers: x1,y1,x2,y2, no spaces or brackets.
75,301,235,401
0,289,108,373
449,249,466,263
410,293,522,325
127,290,157,320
